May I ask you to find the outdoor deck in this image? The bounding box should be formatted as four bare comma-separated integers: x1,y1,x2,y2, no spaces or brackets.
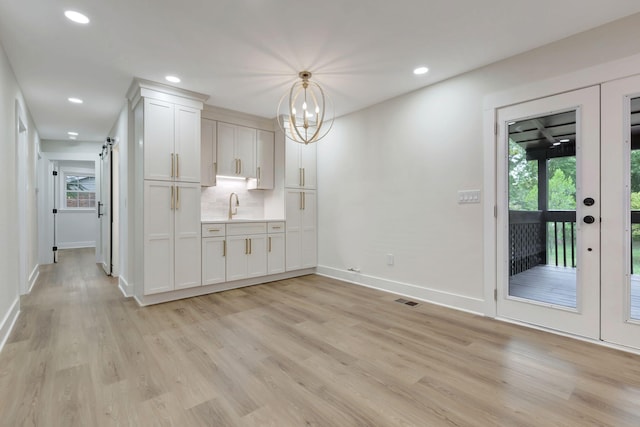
509,265,640,319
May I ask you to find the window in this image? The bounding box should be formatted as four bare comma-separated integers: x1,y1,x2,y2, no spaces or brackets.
64,173,96,209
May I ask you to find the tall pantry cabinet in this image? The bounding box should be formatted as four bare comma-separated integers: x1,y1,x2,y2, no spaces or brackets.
128,80,208,300
284,136,317,271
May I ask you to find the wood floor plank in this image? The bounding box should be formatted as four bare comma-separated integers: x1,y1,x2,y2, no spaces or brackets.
1,248,640,426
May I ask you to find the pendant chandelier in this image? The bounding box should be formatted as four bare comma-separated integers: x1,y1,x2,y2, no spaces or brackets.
277,71,334,145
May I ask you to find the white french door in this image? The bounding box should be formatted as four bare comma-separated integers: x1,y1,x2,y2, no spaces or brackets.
601,74,640,350
496,86,601,339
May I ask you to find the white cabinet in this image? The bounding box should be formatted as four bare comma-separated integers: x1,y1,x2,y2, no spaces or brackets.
226,223,268,281
286,190,317,271
201,119,217,187
217,122,256,178
285,137,317,189
144,98,200,183
248,130,275,190
202,224,226,285
144,181,201,295
267,222,285,275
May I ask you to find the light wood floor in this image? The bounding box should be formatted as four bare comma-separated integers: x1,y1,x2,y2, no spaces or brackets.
2,249,640,426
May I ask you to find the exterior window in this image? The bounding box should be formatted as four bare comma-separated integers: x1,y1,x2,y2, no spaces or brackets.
64,173,96,208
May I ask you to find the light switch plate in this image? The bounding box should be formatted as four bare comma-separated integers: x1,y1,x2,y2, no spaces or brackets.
458,190,481,204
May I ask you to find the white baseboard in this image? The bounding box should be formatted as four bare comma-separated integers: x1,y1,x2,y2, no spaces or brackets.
0,298,20,354
58,241,96,249
118,276,133,298
27,265,39,294
134,268,316,306
316,265,486,316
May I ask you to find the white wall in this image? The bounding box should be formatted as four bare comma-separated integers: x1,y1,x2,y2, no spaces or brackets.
317,12,640,314
0,39,40,350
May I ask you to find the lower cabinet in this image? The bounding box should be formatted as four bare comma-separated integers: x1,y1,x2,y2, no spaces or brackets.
226,222,268,281
144,181,201,295
267,222,285,274
285,190,317,271
202,223,226,285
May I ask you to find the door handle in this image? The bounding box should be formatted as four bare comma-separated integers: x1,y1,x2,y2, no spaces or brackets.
97,202,103,218
583,215,595,224
176,153,179,178
583,197,595,206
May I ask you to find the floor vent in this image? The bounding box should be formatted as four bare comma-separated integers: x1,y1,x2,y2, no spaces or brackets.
395,298,419,307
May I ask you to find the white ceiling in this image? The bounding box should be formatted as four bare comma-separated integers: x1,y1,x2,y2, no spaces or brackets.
1,0,640,142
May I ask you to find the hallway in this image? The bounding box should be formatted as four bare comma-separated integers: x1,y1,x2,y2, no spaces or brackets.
1,249,640,426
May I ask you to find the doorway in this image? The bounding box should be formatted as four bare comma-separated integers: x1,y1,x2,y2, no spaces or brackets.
497,83,640,350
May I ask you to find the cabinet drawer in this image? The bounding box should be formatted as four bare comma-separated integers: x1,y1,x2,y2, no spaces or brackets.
226,222,266,236
202,223,225,237
267,222,285,233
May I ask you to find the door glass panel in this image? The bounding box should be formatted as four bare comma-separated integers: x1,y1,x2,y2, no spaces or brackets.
508,111,577,308
629,97,640,320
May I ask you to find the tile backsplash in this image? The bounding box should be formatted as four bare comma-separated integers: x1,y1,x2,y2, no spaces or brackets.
201,178,265,220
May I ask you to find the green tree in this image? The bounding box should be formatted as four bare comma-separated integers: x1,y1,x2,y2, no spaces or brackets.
548,168,576,210
509,140,538,210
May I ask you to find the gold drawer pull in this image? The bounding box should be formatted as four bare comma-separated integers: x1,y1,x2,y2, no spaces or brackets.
208,228,221,232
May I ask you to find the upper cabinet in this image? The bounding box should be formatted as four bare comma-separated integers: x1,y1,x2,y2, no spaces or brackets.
248,129,275,190
285,137,317,189
201,118,217,187
144,98,200,183
217,122,256,178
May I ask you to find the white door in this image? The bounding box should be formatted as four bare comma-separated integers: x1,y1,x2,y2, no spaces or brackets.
174,182,201,290
236,125,256,178
300,191,317,269
174,105,200,183
246,234,267,278
202,237,226,285
496,86,601,339
99,145,112,275
267,233,285,275
144,180,174,295
601,74,640,350
226,235,249,281
144,99,174,181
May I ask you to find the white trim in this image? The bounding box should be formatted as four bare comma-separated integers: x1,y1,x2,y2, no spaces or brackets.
0,298,20,354
57,241,96,249
134,268,316,306
316,265,485,315
27,265,39,294
118,276,133,298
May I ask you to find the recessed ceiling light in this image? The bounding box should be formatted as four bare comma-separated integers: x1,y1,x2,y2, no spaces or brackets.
553,142,561,146
165,75,181,83
559,138,570,143
68,97,83,104
64,10,90,24
413,66,429,75
68,131,79,136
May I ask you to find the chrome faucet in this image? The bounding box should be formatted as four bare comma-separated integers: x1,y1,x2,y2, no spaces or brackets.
228,192,240,220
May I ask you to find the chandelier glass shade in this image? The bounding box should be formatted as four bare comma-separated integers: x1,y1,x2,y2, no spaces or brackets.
277,71,334,145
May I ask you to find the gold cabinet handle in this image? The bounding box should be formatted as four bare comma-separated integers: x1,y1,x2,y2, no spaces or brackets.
245,238,248,254
303,191,306,210
170,185,175,210
171,153,175,178
249,238,252,255
213,162,217,183
268,236,272,252
300,192,303,210
176,153,180,178
223,240,226,257
208,228,220,232
257,166,261,181
176,186,180,210
302,168,305,187
271,226,281,230
299,168,303,186
239,159,242,175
